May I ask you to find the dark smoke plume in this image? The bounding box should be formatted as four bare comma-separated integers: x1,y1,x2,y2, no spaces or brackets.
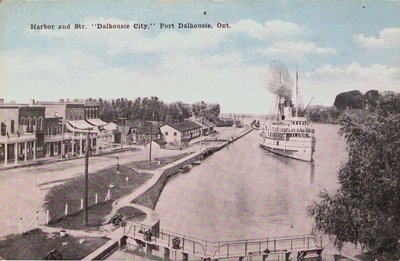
265,60,293,100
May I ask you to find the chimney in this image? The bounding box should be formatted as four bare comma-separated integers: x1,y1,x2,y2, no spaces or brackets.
0,99,4,104
29,99,35,106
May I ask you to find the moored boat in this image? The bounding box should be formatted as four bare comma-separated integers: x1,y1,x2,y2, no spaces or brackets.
179,164,193,173
192,160,201,165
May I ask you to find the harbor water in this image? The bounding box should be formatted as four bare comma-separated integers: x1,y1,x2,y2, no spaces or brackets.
155,124,347,241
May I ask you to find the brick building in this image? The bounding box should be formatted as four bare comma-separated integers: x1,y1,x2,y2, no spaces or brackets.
0,100,45,165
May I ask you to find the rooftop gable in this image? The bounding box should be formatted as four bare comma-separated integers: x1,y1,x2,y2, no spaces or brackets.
162,121,201,132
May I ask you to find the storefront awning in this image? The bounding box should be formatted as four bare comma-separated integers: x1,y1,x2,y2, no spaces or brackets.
66,120,96,132
86,118,108,127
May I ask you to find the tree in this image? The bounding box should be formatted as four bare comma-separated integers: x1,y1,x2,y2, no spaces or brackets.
308,93,400,258
98,96,168,123
334,90,363,110
192,102,220,122
166,102,183,123
364,90,380,111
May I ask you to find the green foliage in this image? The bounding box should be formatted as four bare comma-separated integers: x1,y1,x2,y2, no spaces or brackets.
192,101,221,122
308,93,400,258
333,90,382,111
307,106,340,123
166,101,193,122
334,90,364,110
364,90,380,111
98,97,220,123
99,97,169,122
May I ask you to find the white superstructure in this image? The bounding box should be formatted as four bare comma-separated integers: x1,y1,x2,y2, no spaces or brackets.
259,73,316,161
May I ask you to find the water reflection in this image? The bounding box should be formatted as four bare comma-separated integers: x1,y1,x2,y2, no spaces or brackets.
155,124,346,242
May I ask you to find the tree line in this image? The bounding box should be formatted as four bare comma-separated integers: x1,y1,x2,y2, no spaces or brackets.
306,89,384,124
98,97,220,123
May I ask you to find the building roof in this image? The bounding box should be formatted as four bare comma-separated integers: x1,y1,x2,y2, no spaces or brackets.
125,119,160,135
202,119,216,127
163,121,201,132
152,139,167,146
0,104,45,110
103,122,118,131
136,124,160,135
86,118,108,127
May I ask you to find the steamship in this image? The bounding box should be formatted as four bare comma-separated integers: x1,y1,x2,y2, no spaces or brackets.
259,72,316,161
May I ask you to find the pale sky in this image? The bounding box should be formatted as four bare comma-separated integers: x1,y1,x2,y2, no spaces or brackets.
1,0,399,114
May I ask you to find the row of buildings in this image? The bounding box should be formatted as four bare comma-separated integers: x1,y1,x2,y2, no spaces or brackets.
0,99,216,166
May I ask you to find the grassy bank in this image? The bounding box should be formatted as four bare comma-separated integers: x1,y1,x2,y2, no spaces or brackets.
0,229,108,260
129,152,192,170
44,165,152,228
48,201,146,230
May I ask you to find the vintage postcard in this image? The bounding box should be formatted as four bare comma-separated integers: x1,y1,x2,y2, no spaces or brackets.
0,0,399,260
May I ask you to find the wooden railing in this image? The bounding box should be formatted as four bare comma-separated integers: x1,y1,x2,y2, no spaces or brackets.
123,221,322,259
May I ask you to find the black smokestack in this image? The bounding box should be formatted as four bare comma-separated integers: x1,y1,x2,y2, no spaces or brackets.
265,60,293,100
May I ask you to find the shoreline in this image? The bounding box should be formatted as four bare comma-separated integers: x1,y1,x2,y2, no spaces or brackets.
84,127,253,260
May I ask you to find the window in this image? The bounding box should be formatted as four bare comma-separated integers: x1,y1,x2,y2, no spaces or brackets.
33,117,37,126
174,132,177,136
21,117,26,125
165,132,168,135
11,120,14,133
38,117,43,130
1,122,6,136
27,117,32,132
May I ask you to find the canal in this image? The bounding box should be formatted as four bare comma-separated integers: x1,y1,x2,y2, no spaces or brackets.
155,124,347,241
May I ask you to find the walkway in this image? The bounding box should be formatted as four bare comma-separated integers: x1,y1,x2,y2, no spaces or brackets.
0,145,136,171
123,221,323,260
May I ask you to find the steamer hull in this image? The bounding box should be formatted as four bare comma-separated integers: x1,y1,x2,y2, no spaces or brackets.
259,136,315,162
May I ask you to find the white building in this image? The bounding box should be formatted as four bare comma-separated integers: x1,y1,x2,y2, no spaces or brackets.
160,121,201,145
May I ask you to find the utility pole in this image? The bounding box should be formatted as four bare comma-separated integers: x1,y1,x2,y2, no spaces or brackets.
200,102,203,147
60,118,65,158
149,112,154,163
84,130,90,226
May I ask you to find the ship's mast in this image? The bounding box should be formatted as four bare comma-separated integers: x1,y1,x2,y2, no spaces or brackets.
295,69,299,117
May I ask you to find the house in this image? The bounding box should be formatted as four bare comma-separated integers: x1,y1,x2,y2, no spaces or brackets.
160,121,201,145
201,118,216,135
118,126,136,146
192,117,216,136
125,119,161,145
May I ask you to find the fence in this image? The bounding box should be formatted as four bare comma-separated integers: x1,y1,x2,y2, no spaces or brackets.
19,188,113,235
